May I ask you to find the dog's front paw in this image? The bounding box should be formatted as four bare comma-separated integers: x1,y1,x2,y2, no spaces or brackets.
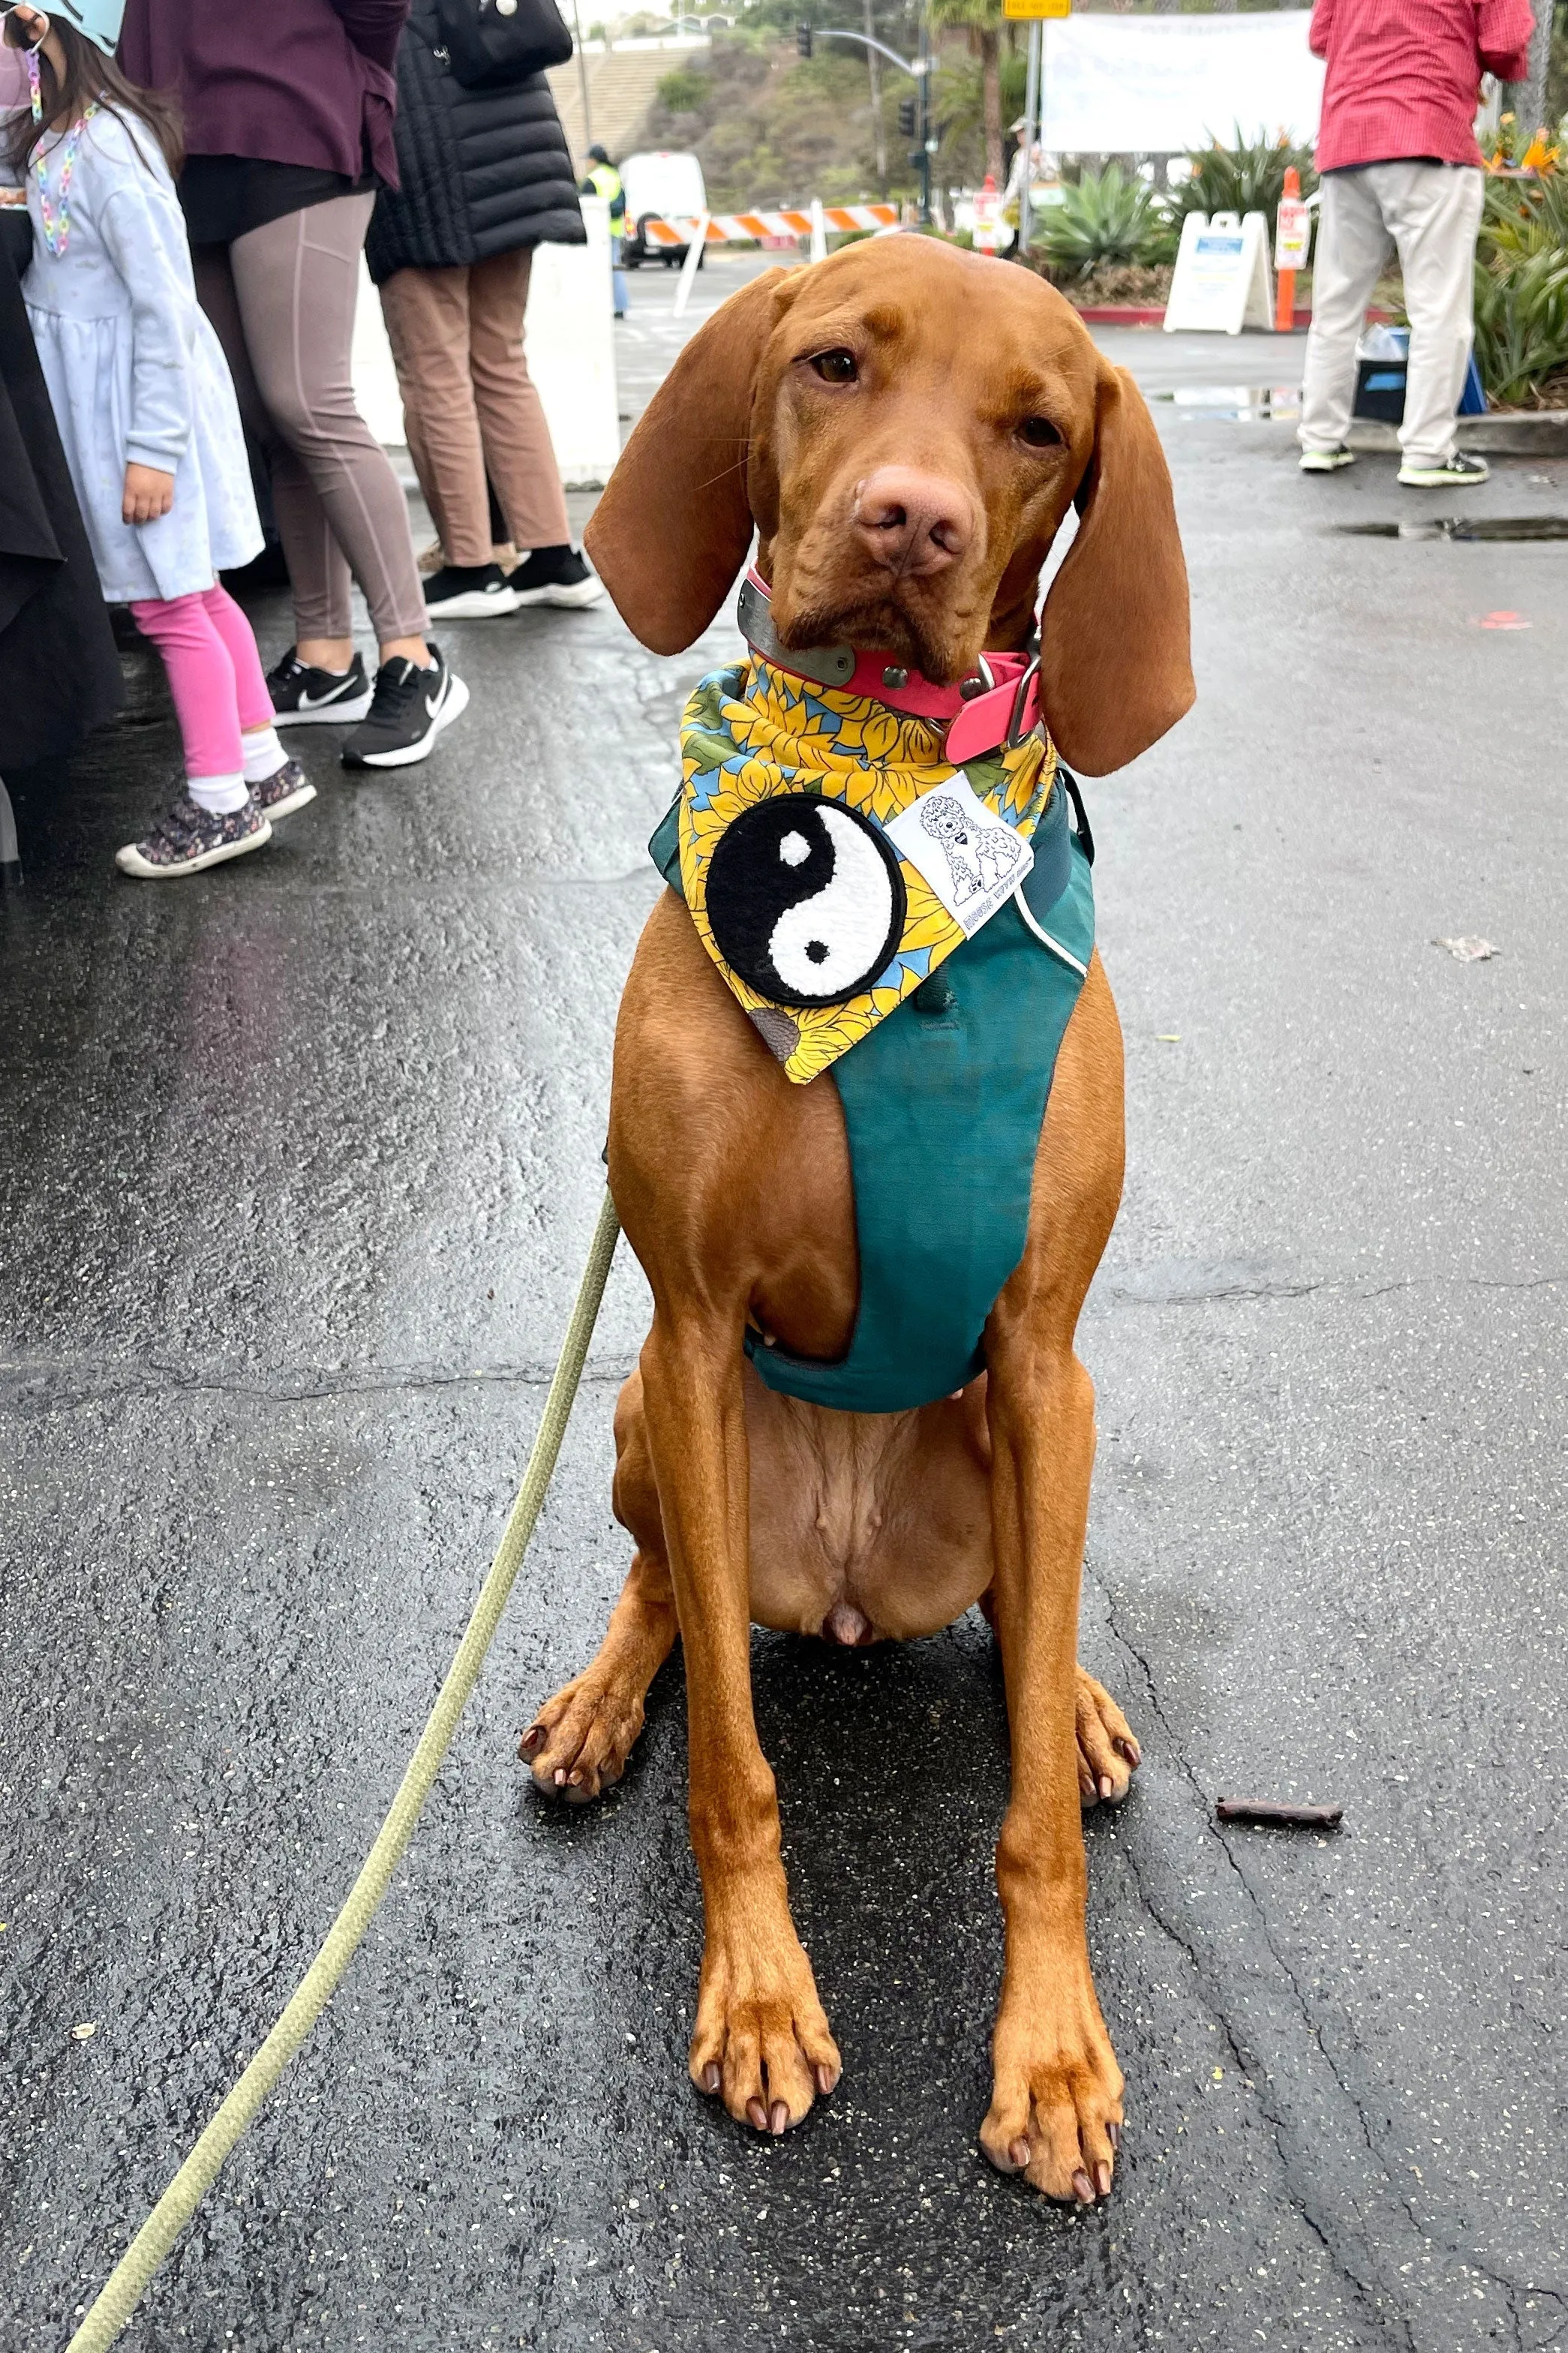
689,1915,841,2136
981,1967,1124,2204
518,1669,645,1803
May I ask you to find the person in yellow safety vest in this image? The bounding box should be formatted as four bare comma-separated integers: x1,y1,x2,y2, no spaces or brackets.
579,144,628,318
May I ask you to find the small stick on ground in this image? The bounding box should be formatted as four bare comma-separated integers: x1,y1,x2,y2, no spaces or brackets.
1215,1798,1344,1829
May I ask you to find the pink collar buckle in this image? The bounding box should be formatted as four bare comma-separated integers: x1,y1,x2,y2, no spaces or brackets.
736,569,1041,763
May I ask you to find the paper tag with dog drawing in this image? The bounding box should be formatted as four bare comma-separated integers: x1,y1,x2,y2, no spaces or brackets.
884,777,1034,939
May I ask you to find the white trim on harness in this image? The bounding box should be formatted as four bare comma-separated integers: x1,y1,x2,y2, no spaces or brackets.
1011,882,1089,978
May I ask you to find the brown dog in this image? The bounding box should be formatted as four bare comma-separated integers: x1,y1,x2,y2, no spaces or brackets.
519,236,1192,2204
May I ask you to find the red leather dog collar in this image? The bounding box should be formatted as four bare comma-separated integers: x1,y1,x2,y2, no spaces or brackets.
736,569,1041,765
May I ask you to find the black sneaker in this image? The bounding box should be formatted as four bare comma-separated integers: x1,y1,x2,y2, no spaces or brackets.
266,647,374,726
251,757,317,821
115,792,271,878
341,642,470,769
508,544,605,609
422,561,521,618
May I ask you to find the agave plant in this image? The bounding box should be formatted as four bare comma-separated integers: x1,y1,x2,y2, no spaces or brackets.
1472,244,1568,403
1038,163,1175,275
1168,125,1317,221
1481,164,1568,263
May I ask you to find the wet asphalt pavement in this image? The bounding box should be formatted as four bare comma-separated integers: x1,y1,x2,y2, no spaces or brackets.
5,257,1568,2353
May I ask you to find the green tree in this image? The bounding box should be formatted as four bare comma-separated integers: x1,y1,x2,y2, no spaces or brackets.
928,0,1005,185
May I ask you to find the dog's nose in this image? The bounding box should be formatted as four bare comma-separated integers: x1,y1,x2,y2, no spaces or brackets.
852,467,975,576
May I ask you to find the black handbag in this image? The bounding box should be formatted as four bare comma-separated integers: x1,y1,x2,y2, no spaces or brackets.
433,0,573,89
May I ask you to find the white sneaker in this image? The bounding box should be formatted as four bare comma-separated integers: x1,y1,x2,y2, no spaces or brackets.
1398,450,1490,486
1299,446,1356,473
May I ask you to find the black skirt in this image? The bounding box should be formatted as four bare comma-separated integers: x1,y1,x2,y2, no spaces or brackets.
0,213,125,771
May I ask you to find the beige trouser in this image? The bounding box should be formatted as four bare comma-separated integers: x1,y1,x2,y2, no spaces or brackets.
194,196,430,642
1299,161,1485,467
378,249,570,566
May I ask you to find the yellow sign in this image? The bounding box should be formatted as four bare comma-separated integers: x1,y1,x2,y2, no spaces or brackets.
1004,0,1070,18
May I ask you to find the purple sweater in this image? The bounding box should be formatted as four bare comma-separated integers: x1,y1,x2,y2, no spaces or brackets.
118,1,411,186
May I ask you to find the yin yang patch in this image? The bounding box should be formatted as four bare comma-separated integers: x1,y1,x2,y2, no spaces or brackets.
705,793,906,1008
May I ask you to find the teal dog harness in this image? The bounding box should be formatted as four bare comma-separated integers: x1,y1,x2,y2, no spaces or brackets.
649,761,1095,1414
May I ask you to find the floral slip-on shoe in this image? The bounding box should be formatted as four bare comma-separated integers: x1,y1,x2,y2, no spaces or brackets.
251,759,317,821
114,792,272,879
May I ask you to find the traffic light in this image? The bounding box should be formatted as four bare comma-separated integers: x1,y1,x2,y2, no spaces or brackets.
796,20,813,56
897,95,916,137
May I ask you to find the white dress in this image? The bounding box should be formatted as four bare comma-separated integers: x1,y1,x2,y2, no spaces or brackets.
22,107,261,604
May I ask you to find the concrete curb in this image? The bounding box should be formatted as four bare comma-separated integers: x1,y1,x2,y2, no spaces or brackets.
1348,412,1568,454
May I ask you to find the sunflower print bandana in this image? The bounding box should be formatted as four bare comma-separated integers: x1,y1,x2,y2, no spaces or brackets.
678,654,1056,1086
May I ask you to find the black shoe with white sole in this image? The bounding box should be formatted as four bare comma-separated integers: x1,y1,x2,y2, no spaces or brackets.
422,561,521,618
341,642,469,768
508,544,605,609
266,647,374,726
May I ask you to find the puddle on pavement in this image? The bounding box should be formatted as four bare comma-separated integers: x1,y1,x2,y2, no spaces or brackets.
1150,384,1302,419
1336,515,1568,540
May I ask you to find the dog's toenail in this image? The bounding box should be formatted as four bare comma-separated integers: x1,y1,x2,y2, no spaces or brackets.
703,2063,722,2094
1073,2169,1095,2204
553,1769,566,1785
746,2098,768,2131
1119,1738,1140,1765
769,2100,789,2135
1008,2137,1031,2170
1107,2120,1120,2150
1095,2162,1112,2197
815,2064,835,2096
568,1771,582,1785
1099,1775,1113,1799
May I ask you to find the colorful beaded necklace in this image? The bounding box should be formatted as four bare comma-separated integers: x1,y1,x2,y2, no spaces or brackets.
26,47,98,260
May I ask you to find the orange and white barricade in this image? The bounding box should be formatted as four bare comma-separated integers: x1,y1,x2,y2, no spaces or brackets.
642,202,900,249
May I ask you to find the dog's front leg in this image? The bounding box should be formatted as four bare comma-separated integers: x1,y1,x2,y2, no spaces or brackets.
641,1303,842,2136
981,1332,1122,2203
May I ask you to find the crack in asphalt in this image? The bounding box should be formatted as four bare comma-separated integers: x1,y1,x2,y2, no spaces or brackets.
1088,1564,1567,2351
0,1355,640,1410
1102,1270,1568,1307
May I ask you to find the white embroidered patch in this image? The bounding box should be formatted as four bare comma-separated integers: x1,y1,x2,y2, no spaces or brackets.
885,777,1034,939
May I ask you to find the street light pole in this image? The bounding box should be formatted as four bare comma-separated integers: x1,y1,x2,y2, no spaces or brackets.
1018,17,1041,258
810,20,936,224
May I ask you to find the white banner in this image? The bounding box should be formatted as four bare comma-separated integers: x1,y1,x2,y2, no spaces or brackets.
1039,14,1326,153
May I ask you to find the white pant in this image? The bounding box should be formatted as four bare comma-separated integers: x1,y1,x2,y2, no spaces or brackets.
1299,161,1484,466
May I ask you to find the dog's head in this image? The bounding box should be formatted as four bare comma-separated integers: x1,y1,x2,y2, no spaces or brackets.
920,795,969,844
584,236,1193,775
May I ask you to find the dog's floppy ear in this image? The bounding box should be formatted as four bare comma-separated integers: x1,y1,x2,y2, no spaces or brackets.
1038,360,1194,777
585,268,795,655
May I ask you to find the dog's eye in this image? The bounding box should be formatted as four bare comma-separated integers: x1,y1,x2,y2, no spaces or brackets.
1019,416,1062,448
810,349,858,384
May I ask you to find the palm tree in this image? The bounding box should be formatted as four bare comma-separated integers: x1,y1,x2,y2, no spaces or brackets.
929,0,1005,186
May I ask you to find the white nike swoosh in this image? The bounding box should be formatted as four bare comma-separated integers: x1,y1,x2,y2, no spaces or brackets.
295,679,356,709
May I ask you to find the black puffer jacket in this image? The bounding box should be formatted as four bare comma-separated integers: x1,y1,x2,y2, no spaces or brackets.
365,0,584,283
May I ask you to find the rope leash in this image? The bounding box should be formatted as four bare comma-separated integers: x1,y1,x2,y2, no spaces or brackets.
66,1190,622,2353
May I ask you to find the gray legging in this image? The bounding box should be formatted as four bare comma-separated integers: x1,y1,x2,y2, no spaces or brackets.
194,193,428,645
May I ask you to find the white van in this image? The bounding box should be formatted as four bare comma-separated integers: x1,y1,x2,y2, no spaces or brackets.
620,150,708,268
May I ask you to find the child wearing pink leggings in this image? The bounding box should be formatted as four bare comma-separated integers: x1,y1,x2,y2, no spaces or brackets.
10,2,314,877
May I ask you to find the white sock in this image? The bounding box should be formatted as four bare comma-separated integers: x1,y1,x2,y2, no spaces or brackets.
242,725,285,783
188,774,248,815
